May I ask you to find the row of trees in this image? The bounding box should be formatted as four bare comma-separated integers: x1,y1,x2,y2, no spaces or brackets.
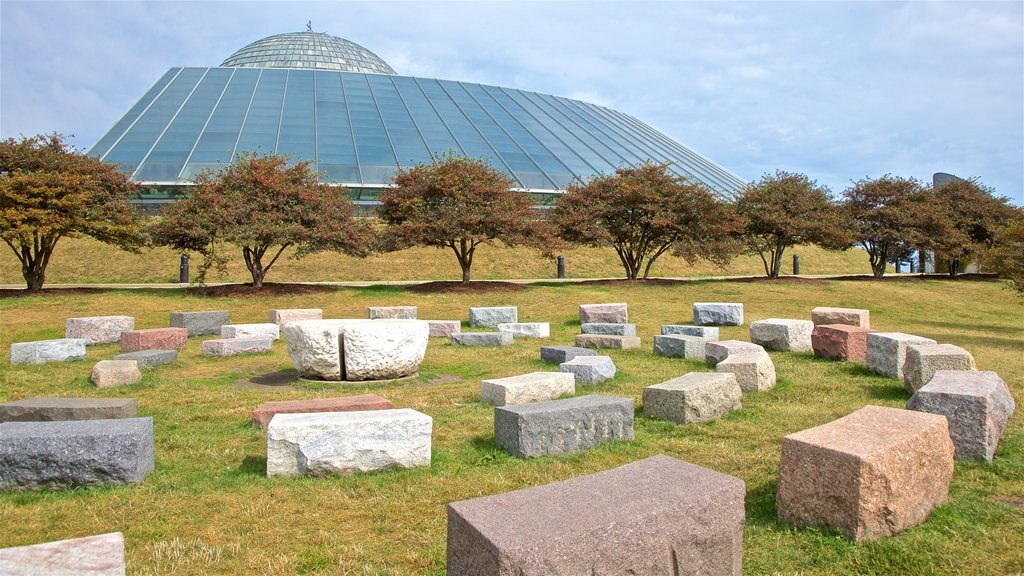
2,134,1021,292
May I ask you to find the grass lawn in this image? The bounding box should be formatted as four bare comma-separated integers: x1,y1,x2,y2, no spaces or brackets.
0,277,1021,575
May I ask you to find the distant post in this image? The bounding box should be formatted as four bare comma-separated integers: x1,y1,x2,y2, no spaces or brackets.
557,255,566,279
179,254,189,283
792,254,800,276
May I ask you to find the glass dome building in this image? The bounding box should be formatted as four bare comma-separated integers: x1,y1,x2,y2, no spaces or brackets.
89,31,746,209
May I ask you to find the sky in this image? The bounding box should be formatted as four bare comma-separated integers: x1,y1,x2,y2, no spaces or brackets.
2,1,1022,203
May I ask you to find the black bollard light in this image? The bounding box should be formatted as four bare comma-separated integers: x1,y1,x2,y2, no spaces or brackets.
557,255,566,279
792,254,800,276
179,254,189,283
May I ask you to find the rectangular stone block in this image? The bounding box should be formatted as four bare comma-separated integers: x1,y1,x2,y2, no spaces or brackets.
0,398,138,423
494,394,633,458
65,316,134,345
0,532,125,576
202,337,273,356
653,334,706,359
716,351,777,392
91,360,141,388
705,340,765,366
811,306,870,328
451,332,513,346
120,328,187,352
480,372,575,406
469,306,518,327
581,322,636,336
866,333,937,379
661,325,720,340
644,372,742,424
169,310,230,337
811,324,875,362
749,318,814,352
539,345,596,364
112,349,177,368
251,394,393,430
427,320,461,337
559,355,616,384
447,455,744,575
266,409,432,477
368,306,417,319
497,322,550,338
221,323,280,340
10,339,87,365
777,405,954,542
903,343,978,394
0,418,155,489
693,302,744,326
575,333,641,350
579,302,628,324
269,308,323,326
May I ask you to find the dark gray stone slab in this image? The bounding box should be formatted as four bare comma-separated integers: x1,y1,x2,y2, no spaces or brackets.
539,345,596,364
653,334,707,359
113,349,177,368
693,303,744,326
169,310,230,337
447,454,745,575
494,394,633,458
451,332,513,347
581,322,636,336
662,325,720,340
0,398,138,423
0,418,154,490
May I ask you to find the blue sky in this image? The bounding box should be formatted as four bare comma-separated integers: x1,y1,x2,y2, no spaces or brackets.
2,1,1021,203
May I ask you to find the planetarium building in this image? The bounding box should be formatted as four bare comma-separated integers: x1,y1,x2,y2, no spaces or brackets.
89,31,746,209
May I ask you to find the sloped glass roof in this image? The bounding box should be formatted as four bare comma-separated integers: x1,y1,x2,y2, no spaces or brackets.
221,32,396,75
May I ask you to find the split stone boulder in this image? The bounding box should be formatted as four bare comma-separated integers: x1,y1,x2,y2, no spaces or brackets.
0,398,138,423
776,405,954,542
494,395,633,458
559,355,616,384
65,316,134,345
903,343,977,394
579,303,628,324
202,337,274,357
283,319,350,380
643,372,742,424
368,306,417,320
427,320,461,337
498,322,550,338
451,332,513,347
169,310,230,337
446,455,744,576
342,320,429,380
705,340,765,366
749,318,814,352
480,372,575,406
540,345,596,364
866,332,937,379
811,324,875,362
269,308,323,326
0,532,125,576
91,360,142,388
693,302,744,326
716,351,776,392
266,409,432,477
575,334,641,350
10,339,87,365
581,322,636,336
661,325,720,340
653,334,706,359
112,349,176,369
120,328,187,353
220,323,280,340
907,370,1015,461
252,394,393,430
811,306,870,328
469,307,518,328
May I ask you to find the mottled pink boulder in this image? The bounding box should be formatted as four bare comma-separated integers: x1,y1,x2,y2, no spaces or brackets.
811,307,870,328
120,328,187,352
811,324,875,362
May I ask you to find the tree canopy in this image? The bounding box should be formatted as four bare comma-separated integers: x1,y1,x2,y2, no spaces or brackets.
152,153,369,287
843,174,924,277
734,170,849,278
376,152,542,283
553,161,739,280
0,134,146,290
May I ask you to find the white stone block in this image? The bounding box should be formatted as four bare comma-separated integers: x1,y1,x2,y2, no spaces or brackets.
283,319,351,380
469,307,518,327
269,308,323,326
811,307,870,328
202,337,273,356
749,318,814,352
343,320,429,380
220,323,280,340
0,532,125,576
11,339,88,365
497,322,550,338
693,303,744,326
368,306,417,319
705,340,765,366
716,351,776,392
480,372,576,406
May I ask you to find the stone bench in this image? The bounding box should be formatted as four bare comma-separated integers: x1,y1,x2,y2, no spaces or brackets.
575,334,641,350
579,302,628,324
903,343,977,394
251,394,393,430
269,308,322,326
811,324,875,362
777,405,953,542
202,337,274,357
494,395,633,458
0,532,125,576
91,360,142,388
451,332,513,347
749,318,813,352
368,306,417,319
540,345,595,364
469,306,517,328
0,417,154,490
447,455,744,575
704,340,765,366
480,372,575,406
693,302,743,326
643,372,742,424
120,328,187,352
170,310,230,336
811,306,870,328
221,323,280,340
716,351,776,392
10,339,87,365
662,325,720,340
266,409,432,477
866,332,937,379
65,316,134,345
113,349,177,368
343,320,429,381
559,356,616,384
498,322,550,338
653,334,706,359
427,320,461,337
0,398,138,423
907,371,1015,461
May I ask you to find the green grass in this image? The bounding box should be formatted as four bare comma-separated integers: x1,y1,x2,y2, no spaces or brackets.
0,278,1022,575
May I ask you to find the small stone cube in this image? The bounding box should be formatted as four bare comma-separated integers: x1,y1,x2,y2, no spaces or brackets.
903,343,977,394
716,351,776,392
643,372,742,424
0,398,138,423
252,394,393,430
202,337,273,356
811,324,875,362
0,532,125,576
559,355,616,384
91,360,142,388
579,303,628,324
693,303,744,326
113,349,177,368
451,332,513,346
494,395,633,458
866,332,937,379
749,318,813,352
705,340,765,366
811,306,870,328
653,334,707,359
10,339,88,365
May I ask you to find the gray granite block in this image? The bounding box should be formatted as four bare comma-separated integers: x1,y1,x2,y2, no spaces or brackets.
451,332,514,346
169,310,230,336
0,418,154,490
653,334,707,359
112,349,177,368
749,318,814,352
644,372,742,424
581,322,636,336
693,303,744,326
10,339,88,365
705,340,766,366
866,332,937,379
202,337,273,356
65,316,134,345
575,334,641,349
447,455,744,575
0,532,125,576
559,355,616,384
368,306,417,320
0,398,138,423
661,325,720,340
578,303,628,324
903,343,977,394
494,394,633,458
540,345,596,364
468,306,518,328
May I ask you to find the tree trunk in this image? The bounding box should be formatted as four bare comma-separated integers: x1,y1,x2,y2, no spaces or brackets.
769,242,786,279
25,266,46,291
8,233,59,291
947,257,960,277
243,246,265,287
614,246,641,280
451,238,477,284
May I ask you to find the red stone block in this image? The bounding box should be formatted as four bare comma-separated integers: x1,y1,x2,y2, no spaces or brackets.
811,324,875,362
251,394,393,429
120,328,188,352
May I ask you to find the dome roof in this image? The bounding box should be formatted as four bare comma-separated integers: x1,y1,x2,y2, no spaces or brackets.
221,31,396,74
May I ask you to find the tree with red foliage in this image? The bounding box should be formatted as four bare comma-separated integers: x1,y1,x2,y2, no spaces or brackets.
843,174,924,277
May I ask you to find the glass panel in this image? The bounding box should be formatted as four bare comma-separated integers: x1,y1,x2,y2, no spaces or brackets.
341,74,398,178
91,68,179,160
314,71,357,182
276,70,316,164
179,68,261,179
234,69,287,156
